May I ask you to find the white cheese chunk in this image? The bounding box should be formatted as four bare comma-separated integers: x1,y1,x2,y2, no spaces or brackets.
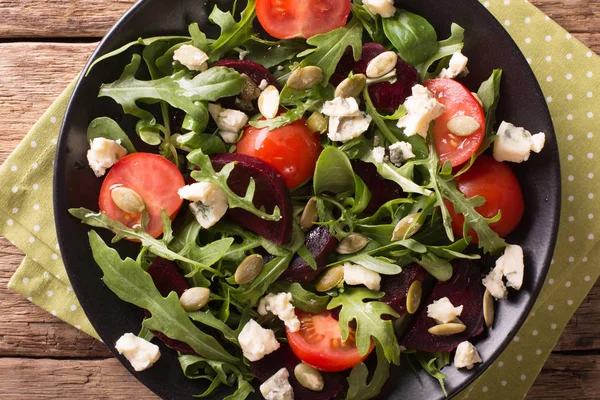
397,84,446,138
363,0,397,18
258,292,300,332
493,121,546,163
238,319,280,362
321,97,362,118
482,265,508,300
115,333,161,372
373,146,386,163
388,141,415,166
259,79,269,91
454,341,482,370
327,114,372,142
208,103,249,133
173,44,209,71
427,297,464,324
86,137,127,177
343,263,381,291
495,244,525,290
260,368,294,400
220,131,239,144
178,182,228,229
439,52,469,79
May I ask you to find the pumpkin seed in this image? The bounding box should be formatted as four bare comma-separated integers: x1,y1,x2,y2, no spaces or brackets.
471,92,483,106
391,213,422,241
336,233,369,254
287,66,323,89
300,197,318,229
294,363,324,392
306,112,328,133
428,322,467,336
447,115,481,137
234,254,264,284
111,187,145,214
366,51,398,79
179,287,211,311
315,265,345,292
483,289,495,328
334,74,367,98
239,73,260,101
406,280,422,314
258,85,280,119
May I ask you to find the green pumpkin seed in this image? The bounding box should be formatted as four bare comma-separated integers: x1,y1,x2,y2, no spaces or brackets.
483,289,495,328
110,187,145,214
391,213,422,241
306,112,328,133
315,265,345,292
239,73,260,101
179,287,211,311
336,233,369,254
294,363,324,391
287,66,323,90
300,197,318,229
334,74,367,99
428,323,467,336
234,254,264,284
406,280,422,314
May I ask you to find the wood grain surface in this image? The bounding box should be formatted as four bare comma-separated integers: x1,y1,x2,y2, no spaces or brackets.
0,1,598,399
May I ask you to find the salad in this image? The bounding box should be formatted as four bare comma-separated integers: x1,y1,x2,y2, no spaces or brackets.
71,0,548,399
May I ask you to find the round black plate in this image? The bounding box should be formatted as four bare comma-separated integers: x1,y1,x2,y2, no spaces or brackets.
54,0,561,399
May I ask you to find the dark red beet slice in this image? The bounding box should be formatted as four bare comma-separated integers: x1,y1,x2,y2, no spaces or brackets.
280,225,339,282
380,264,427,316
214,59,281,89
400,259,486,352
250,345,343,400
330,48,356,87
210,153,293,245
351,160,403,215
354,43,419,114
145,257,196,355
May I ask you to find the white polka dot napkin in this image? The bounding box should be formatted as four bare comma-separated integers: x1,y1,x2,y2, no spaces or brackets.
0,0,598,397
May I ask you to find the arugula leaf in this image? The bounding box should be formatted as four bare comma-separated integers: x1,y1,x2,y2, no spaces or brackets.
99,55,242,121
188,150,282,221
336,253,401,275
301,18,363,85
477,69,503,137
188,22,208,51
328,288,400,364
361,148,431,195
249,99,319,130
87,117,137,153
230,254,293,306
413,351,451,397
259,223,304,257
207,0,256,60
160,209,173,245
346,345,390,400
415,252,453,281
270,281,329,313
351,3,386,44
383,9,438,66
188,310,239,345
314,146,356,195
416,23,465,81
244,36,308,69
175,132,226,154
422,145,455,242
363,87,399,144
88,231,237,363
69,208,220,275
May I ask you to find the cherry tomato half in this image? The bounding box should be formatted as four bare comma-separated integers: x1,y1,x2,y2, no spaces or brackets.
99,153,185,238
424,78,485,167
236,119,322,189
286,310,373,372
446,155,524,243
256,0,351,39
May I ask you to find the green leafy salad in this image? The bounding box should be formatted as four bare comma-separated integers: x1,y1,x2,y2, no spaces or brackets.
70,0,547,399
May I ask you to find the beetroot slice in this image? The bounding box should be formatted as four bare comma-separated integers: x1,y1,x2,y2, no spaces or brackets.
400,259,485,353
351,160,403,215
280,225,339,282
145,257,196,355
330,47,356,87
210,153,293,245
214,60,281,89
380,264,427,316
250,346,343,400
354,43,419,114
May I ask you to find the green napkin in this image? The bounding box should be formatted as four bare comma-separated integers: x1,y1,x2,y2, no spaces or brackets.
1,0,598,397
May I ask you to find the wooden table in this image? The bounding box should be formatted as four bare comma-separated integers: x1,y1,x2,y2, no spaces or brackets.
0,1,598,398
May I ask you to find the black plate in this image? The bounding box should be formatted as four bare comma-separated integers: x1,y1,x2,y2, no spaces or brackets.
54,0,561,399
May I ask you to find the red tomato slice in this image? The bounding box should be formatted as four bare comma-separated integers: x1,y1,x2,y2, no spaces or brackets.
424,78,485,167
446,155,524,242
99,153,185,238
236,119,322,189
286,310,373,372
256,0,351,39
